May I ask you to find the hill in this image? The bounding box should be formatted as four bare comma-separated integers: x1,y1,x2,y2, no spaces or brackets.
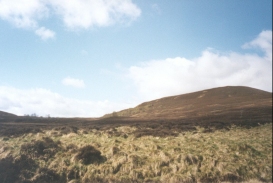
0,86,272,183
0,111,17,118
104,86,272,119
0,86,271,135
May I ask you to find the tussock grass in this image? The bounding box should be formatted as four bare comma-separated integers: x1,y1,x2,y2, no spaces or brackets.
0,123,272,183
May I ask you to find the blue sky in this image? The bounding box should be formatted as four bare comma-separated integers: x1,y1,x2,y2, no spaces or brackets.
0,0,272,117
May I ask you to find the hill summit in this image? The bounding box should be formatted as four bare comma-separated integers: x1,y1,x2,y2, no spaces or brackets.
104,86,272,119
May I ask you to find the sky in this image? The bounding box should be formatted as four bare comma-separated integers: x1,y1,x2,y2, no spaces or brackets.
0,0,272,117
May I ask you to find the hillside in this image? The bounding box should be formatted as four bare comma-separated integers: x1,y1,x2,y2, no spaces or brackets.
104,86,272,119
0,86,272,183
0,111,17,118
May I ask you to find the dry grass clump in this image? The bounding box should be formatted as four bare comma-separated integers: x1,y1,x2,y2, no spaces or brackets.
0,123,272,182
31,167,66,183
20,137,61,161
74,145,105,165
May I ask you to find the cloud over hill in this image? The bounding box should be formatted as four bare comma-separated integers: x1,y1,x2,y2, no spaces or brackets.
0,30,271,117
128,30,272,100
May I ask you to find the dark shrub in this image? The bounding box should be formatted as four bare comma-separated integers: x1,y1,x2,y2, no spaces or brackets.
220,173,243,182
0,155,38,183
20,137,61,160
54,126,78,135
75,145,105,165
32,168,65,183
0,156,18,183
67,168,80,181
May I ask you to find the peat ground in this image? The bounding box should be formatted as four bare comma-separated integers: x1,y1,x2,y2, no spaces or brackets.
2,86,271,138
0,86,272,182
0,103,272,138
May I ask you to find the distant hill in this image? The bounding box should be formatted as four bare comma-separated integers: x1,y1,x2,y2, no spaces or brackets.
0,111,17,118
103,86,272,119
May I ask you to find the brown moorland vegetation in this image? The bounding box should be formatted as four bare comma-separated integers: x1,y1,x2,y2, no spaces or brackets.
0,86,272,182
104,86,271,119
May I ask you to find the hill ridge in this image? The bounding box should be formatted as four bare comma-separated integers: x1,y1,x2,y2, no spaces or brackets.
103,86,272,118
0,111,17,118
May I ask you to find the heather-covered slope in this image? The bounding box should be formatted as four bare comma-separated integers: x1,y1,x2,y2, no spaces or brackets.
0,86,272,183
0,111,17,118
104,86,272,119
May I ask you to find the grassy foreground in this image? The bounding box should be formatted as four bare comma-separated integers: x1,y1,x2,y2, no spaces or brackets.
0,123,272,183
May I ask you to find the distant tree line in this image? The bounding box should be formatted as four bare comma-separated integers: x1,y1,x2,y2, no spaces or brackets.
24,113,51,118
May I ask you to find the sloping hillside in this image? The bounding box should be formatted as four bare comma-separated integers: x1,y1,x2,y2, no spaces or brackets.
0,86,272,183
104,86,272,119
0,86,271,137
0,111,17,118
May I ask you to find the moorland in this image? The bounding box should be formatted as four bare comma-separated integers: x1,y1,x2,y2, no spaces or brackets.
0,86,272,183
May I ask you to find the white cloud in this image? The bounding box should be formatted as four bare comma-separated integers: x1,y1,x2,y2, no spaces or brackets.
0,0,48,28
128,30,272,101
0,0,141,33
49,0,141,29
35,27,55,40
1,31,271,117
0,86,131,117
62,77,85,88
242,30,272,61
